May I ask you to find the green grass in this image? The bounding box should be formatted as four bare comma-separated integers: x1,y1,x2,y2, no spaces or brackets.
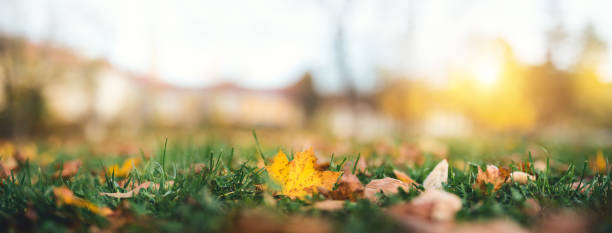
0,138,610,233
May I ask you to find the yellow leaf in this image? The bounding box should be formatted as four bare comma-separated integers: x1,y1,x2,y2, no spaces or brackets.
107,158,140,177
592,150,607,173
53,186,112,216
265,148,342,199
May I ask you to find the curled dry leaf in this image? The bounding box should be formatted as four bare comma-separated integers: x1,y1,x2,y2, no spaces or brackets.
55,160,82,178
364,177,411,202
313,200,345,211
265,148,342,199
393,169,416,185
423,159,448,191
473,165,509,193
510,171,535,184
318,173,364,201
53,186,112,216
100,181,175,198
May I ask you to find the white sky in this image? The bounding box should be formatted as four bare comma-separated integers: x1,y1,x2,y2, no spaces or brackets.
0,0,611,93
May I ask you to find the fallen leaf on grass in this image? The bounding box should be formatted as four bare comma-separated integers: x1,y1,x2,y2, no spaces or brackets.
317,173,364,201
265,148,342,198
591,150,607,173
473,165,509,193
387,190,461,232
313,200,345,211
393,169,416,185
107,158,140,177
510,171,535,184
423,159,448,190
53,186,112,216
100,181,175,198
55,160,82,178
364,177,411,202
410,189,462,221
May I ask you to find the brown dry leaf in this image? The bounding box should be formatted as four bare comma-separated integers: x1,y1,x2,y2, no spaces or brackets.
100,181,175,198
510,171,535,184
265,148,342,199
55,160,82,178
393,169,416,185
423,159,448,191
313,200,345,211
318,173,364,201
53,186,112,216
473,165,509,193
364,177,411,202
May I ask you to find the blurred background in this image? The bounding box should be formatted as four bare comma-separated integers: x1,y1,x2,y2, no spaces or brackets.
0,0,611,147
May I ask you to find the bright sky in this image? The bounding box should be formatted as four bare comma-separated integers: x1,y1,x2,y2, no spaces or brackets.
0,0,611,93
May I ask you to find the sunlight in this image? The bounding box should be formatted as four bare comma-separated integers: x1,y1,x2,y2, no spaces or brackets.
472,57,501,88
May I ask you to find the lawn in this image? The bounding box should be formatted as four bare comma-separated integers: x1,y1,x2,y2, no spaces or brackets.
0,135,610,233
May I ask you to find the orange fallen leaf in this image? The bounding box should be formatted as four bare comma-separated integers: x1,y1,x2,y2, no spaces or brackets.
591,150,607,173
423,159,448,190
393,169,416,185
364,177,411,202
53,186,112,216
473,165,509,193
55,160,82,178
265,148,342,198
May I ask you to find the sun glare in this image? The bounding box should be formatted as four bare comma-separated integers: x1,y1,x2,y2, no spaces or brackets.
472,58,501,88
